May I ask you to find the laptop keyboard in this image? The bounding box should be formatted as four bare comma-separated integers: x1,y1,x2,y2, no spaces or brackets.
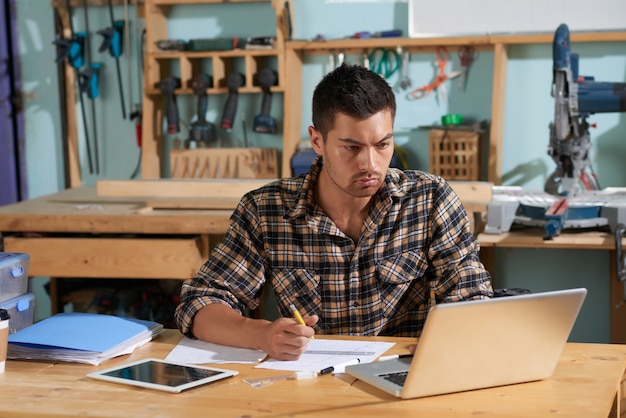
379,371,408,387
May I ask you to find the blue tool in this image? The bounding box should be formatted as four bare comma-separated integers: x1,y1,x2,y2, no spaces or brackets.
546,23,626,197
54,32,86,69
79,63,102,100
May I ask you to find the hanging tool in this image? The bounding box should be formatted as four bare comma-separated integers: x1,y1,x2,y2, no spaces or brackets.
394,47,412,92
188,73,216,148
368,47,400,79
220,72,245,130
458,45,477,91
123,0,133,118
253,68,278,134
129,12,146,179
157,77,181,134
53,0,94,174
241,114,249,148
78,64,102,105
98,0,127,119
79,0,101,174
407,47,462,102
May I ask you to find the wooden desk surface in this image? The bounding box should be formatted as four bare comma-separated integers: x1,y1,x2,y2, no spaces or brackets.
0,187,235,235
478,229,624,250
1,330,625,417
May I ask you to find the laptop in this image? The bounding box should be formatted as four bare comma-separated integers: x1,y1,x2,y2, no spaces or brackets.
345,287,587,399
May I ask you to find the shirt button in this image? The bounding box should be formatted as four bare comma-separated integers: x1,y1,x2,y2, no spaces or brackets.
352,301,359,308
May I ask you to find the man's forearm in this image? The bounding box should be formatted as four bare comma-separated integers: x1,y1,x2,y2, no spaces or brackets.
191,303,272,350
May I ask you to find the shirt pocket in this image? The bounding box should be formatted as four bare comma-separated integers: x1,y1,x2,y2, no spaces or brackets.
376,251,428,318
271,268,322,315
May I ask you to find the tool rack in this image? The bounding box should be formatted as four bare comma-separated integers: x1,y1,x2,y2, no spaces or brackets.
141,0,288,179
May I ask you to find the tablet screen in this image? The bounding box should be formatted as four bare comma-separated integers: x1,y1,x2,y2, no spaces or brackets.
87,358,238,393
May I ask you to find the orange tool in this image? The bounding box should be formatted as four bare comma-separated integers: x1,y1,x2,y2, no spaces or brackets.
407,47,461,102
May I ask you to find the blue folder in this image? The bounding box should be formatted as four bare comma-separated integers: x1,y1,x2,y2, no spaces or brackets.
8,312,162,353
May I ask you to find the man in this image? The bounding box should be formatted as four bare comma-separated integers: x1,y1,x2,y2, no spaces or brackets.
175,64,492,360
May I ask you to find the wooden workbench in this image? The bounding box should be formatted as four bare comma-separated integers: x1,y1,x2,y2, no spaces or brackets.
2,329,625,417
0,186,239,312
478,228,626,344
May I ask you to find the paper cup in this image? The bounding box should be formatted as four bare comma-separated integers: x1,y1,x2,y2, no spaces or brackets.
0,309,10,373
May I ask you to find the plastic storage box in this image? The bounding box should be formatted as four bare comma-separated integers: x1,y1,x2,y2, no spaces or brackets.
0,292,35,334
0,252,29,302
291,148,317,176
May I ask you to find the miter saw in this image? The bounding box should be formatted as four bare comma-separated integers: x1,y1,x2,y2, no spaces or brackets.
484,23,626,273
546,23,626,197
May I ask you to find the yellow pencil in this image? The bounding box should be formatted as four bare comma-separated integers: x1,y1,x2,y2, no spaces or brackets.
290,303,314,339
429,289,436,309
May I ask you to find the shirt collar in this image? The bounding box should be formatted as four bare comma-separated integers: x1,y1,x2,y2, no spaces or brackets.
285,156,405,220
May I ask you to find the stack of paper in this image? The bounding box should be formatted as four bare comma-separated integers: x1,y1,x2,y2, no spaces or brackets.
7,312,164,365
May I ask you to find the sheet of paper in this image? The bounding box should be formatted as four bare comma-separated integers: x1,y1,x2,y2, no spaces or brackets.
165,337,266,364
255,339,395,372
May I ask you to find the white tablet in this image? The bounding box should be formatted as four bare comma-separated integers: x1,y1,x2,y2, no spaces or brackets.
87,358,239,393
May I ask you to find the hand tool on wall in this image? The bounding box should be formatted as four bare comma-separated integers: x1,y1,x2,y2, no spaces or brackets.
458,45,476,91
79,0,102,174
253,68,278,134
54,0,93,174
220,72,245,130
188,73,216,148
368,47,399,80
407,47,462,102
157,77,181,134
98,0,126,119
394,47,412,92
123,0,133,119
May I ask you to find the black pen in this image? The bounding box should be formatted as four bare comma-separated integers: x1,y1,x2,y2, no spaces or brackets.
377,354,414,361
319,358,361,375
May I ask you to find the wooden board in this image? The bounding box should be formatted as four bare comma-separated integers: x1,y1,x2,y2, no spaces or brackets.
448,181,492,204
96,179,273,198
3,236,206,279
144,196,240,210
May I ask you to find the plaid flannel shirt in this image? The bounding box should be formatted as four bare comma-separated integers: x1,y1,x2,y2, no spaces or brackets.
175,157,492,338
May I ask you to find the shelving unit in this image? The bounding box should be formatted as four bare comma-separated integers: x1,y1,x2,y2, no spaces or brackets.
283,31,626,184
140,0,288,178
55,0,626,183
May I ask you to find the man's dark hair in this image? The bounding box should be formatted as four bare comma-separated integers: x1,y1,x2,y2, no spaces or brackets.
311,64,396,139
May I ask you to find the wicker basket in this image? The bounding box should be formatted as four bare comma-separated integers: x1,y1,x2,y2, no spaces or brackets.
429,129,480,181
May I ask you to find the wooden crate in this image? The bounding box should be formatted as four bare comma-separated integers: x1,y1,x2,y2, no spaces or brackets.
429,129,480,181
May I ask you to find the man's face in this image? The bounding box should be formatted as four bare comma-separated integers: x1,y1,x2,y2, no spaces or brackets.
309,110,395,199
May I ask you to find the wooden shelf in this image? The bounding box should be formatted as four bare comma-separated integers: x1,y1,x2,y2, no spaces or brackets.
287,30,626,53
141,0,288,179
283,30,626,185
152,0,268,4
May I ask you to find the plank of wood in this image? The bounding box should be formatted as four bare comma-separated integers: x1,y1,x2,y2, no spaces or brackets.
96,179,274,198
143,196,241,210
448,181,493,204
4,236,205,279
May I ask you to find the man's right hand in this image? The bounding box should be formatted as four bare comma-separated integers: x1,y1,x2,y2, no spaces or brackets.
191,304,318,361
259,315,319,360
